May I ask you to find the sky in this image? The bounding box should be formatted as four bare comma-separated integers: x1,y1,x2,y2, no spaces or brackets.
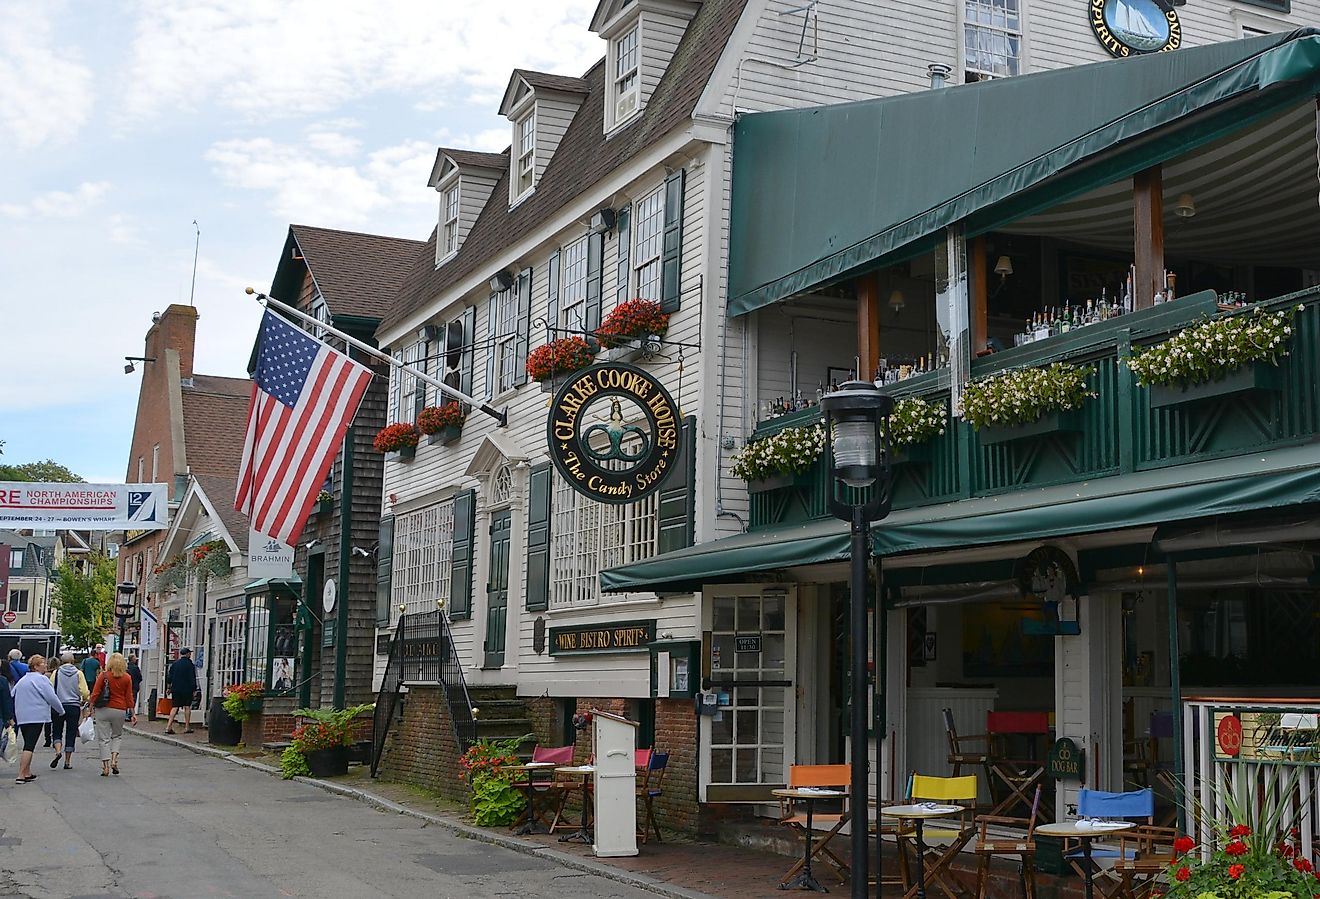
0,0,604,483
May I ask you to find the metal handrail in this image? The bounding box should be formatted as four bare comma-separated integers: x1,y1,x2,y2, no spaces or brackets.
370,618,404,778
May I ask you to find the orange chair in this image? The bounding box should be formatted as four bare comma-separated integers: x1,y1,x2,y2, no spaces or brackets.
778,764,853,884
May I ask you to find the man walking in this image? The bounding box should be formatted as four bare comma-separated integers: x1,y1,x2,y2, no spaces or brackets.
79,652,100,687
165,648,197,735
126,654,143,714
7,650,28,682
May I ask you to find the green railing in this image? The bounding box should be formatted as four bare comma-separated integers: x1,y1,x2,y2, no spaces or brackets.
747,287,1320,530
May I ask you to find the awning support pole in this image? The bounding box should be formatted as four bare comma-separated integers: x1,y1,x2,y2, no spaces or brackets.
856,272,881,381
1133,165,1165,310
1167,555,1185,833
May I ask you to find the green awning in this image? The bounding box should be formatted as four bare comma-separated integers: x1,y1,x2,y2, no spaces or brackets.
728,29,1320,317
600,445,1320,593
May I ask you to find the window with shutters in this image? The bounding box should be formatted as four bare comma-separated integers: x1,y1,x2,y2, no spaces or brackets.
559,236,589,331
391,499,455,622
490,287,519,394
442,184,460,257
515,111,536,198
608,25,641,129
389,341,426,422
632,186,664,302
550,472,658,608
963,0,1021,81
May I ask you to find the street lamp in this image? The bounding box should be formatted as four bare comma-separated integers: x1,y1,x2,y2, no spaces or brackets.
820,381,894,899
115,582,138,655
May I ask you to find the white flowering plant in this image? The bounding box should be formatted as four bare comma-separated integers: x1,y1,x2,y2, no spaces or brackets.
1127,305,1302,388
962,362,1094,430
891,397,946,447
732,424,826,482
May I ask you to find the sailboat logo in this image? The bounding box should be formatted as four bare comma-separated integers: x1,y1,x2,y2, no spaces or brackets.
1103,0,1171,51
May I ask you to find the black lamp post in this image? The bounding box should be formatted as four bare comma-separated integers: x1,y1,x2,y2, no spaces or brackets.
115,582,138,655
820,381,894,899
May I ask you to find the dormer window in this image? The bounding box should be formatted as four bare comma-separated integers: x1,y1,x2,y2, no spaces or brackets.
516,111,536,198
612,26,640,125
442,184,460,256
429,148,504,267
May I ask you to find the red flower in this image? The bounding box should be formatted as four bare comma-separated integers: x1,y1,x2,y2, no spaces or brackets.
526,337,598,382
1174,866,1191,882
416,402,465,434
1297,858,1315,874
373,422,420,453
1225,840,1249,857
1229,824,1252,838
1282,842,1298,858
1173,836,1196,854
1228,864,1245,879
595,299,670,348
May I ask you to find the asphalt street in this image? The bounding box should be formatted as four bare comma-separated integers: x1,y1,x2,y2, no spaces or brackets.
0,736,656,899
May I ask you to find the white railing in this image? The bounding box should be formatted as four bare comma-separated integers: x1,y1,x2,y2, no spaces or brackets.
1183,699,1320,862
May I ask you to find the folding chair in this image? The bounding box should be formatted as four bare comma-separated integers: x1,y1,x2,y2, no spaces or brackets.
943,708,991,786
513,745,575,833
1064,788,1154,897
972,785,1041,899
868,799,913,894
778,764,853,884
898,773,978,899
986,712,1051,821
1104,825,1178,899
635,750,668,844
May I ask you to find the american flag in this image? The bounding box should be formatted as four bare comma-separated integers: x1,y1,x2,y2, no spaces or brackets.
235,311,373,544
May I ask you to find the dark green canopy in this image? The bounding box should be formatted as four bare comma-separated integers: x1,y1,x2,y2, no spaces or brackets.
728,29,1320,317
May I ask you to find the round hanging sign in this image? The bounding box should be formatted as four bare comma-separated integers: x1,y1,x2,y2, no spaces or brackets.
1089,0,1181,58
322,578,337,615
1217,714,1243,757
547,362,681,505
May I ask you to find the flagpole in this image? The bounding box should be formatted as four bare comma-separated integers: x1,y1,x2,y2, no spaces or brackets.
245,288,507,427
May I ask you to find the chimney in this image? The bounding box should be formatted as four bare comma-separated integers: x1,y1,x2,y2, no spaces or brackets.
143,304,199,379
927,64,952,89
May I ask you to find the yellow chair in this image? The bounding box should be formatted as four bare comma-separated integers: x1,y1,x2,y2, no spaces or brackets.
898,773,978,899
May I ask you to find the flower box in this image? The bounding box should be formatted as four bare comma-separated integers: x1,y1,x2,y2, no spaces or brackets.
243,698,264,713
385,446,416,462
539,380,556,394
426,425,463,446
1148,361,1283,409
747,471,815,493
978,410,1082,446
316,498,333,516
600,334,662,364
304,745,349,778
891,442,932,465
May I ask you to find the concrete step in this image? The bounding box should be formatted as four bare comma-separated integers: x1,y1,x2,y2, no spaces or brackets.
473,717,535,736
467,684,519,702
467,698,525,716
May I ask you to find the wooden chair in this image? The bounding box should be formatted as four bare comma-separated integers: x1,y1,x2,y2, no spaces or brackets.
868,799,914,893
635,750,668,844
1103,825,1178,899
943,708,991,785
972,785,1041,899
778,763,853,884
514,744,575,833
1064,788,1154,897
899,773,978,899
985,712,1051,821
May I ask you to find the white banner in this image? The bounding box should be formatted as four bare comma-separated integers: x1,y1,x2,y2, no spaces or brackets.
247,528,294,580
0,482,168,530
141,607,158,650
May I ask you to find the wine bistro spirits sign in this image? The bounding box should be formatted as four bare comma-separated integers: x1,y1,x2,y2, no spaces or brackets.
1090,0,1181,57
548,362,680,505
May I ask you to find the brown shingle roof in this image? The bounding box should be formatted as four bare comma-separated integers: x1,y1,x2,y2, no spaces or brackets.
192,474,248,552
180,386,249,482
439,148,509,170
515,69,590,94
189,373,250,397
290,225,425,321
381,0,749,335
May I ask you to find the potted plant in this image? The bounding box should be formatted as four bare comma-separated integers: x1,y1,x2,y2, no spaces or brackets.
731,423,826,492
222,680,266,722
190,539,231,578
525,336,598,392
315,489,333,515
373,422,420,460
889,396,947,464
595,298,670,363
1166,823,1319,898
1128,304,1301,409
962,362,1094,445
149,557,188,592
280,703,373,779
417,402,466,446
458,735,531,826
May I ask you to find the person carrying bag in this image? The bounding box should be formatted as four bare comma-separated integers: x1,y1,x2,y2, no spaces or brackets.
90,653,137,777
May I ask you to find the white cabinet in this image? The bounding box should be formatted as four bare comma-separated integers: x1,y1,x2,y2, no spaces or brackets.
591,710,638,857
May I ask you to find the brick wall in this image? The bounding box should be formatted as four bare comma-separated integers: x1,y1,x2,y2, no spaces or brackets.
378,685,469,803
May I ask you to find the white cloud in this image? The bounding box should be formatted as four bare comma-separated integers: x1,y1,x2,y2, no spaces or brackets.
121,1,601,125
0,181,111,219
0,1,95,148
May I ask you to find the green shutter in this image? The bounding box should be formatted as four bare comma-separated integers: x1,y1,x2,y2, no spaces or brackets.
615,205,631,306
547,250,561,333
484,293,497,399
585,233,603,332
413,341,427,418
525,463,552,611
450,489,476,619
657,416,696,554
375,515,395,626
514,267,532,387
660,169,685,314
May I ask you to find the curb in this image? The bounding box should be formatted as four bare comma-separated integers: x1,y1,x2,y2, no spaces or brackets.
128,729,713,899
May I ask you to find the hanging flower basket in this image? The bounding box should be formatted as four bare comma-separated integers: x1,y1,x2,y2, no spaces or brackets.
150,558,188,592
747,471,816,493
374,422,419,459
600,334,664,364
190,539,232,578
595,299,670,349
526,337,598,384
1149,361,1284,409
962,362,1094,438
315,490,334,515
978,410,1084,445
1128,303,1300,396
418,403,465,445
890,396,946,459
732,424,826,483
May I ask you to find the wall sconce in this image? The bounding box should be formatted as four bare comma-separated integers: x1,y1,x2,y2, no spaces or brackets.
994,255,1014,279
488,270,515,292
888,289,906,315
1174,193,1196,218
123,356,156,374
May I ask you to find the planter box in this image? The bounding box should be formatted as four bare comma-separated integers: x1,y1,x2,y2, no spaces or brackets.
539,380,556,394
600,334,662,364
305,745,350,778
243,698,264,713
747,471,815,494
891,442,933,466
1148,362,1283,409
978,410,1082,446
315,498,333,516
385,445,417,462
425,425,463,446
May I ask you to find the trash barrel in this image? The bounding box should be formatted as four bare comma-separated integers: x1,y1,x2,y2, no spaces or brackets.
208,698,241,746
148,688,159,721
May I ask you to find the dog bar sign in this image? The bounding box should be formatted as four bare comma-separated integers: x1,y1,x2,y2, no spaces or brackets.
1047,737,1085,782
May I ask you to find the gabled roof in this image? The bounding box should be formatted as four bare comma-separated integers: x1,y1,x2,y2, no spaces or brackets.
381,0,749,337
499,69,592,116
180,382,249,482
192,474,248,552
589,0,633,33
280,225,425,322
428,147,509,189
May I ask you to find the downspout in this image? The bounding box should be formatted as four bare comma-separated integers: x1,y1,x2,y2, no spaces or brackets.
333,425,354,710
1166,556,1184,833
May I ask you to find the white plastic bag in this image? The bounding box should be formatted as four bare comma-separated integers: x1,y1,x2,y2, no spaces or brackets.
78,717,96,745
1,727,17,764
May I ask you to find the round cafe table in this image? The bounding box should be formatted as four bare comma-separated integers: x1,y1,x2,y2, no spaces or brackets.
1035,820,1135,899
555,765,596,844
880,804,965,899
509,762,559,835
771,788,848,892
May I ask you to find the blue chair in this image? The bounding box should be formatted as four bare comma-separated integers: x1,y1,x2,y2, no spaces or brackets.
636,751,669,844
1065,789,1155,894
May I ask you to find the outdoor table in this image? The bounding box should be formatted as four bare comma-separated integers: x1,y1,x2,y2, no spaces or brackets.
1035,820,1135,899
771,788,848,892
555,765,596,844
881,803,965,899
509,761,559,835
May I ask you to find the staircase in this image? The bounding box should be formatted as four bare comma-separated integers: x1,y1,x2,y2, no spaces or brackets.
467,685,536,754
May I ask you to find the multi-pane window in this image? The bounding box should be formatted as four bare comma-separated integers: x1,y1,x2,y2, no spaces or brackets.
216,612,246,693
708,593,788,785
443,184,460,256
491,288,518,394
391,340,425,421
613,27,639,120
516,112,536,196
632,187,664,302
560,237,589,330
309,295,330,338
964,0,1021,80
550,472,658,608
392,500,455,621
8,549,22,570
9,590,28,613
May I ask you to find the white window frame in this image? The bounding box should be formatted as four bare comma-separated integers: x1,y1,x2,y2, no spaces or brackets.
9,549,22,570
515,110,536,198
492,287,519,396
442,183,460,257
391,340,426,422
152,444,159,481
632,186,665,302
560,236,590,330
962,0,1023,81
309,294,330,338
610,25,641,129
391,498,456,622
9,590,27,613
549,471,658,609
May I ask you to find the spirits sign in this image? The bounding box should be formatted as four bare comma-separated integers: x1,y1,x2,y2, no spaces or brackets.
1090,0,1181,58
549,620,656,655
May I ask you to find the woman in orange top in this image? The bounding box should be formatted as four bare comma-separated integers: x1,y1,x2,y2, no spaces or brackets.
90,653,137,776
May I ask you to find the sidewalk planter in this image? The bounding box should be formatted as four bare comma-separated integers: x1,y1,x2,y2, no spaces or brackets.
305,745,350,778
978,410,1082,446
207,698,241,747
1148,362,1283,409
385,446,416,462
747,471,815,493
426,425,463,446
600,334,662,364
891,443,933,466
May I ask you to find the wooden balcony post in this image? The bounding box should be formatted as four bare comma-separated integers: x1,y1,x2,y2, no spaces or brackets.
970,236,989,355
1133,166,1165,310
857,271,881,381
